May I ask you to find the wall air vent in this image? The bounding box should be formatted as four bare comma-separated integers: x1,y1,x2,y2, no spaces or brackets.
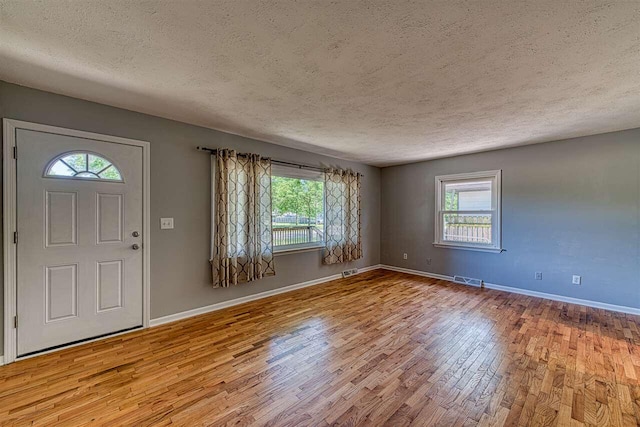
342,268,358,278
453,275,483,287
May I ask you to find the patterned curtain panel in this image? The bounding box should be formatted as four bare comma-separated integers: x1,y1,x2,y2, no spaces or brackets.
323,168,363,265
211,149,275,287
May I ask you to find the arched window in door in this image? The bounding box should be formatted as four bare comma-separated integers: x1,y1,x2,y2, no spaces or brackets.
45,152,123,182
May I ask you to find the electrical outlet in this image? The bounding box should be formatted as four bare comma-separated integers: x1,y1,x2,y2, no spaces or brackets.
426,258,432,265
535,272,542,280
403,253,408,260
572,275,581,285
160,218,174,229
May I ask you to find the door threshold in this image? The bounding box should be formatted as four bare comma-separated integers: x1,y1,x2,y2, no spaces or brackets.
15,325,143,362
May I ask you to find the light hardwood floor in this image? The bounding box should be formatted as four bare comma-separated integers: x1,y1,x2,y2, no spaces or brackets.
0,270,638,426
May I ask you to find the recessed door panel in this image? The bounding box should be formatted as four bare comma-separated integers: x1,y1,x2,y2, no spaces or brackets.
97,193,124,244
97,260,123,312
45,264,78,322
45,191,77,247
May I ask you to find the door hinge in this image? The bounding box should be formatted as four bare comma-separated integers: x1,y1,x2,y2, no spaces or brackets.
12,146,17,159
13,231,17,244
14,316,17,328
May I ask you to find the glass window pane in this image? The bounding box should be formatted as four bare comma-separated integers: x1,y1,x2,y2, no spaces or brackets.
98,165,122,181
75,171,99,179
444,180,492,211
271,175,324,248
88,154,111,173
48,161,75,177
443,213,492,245
61,153,86,172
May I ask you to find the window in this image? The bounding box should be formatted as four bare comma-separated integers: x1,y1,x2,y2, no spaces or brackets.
434,170,501,252
271,165,324,252
45,152,123,181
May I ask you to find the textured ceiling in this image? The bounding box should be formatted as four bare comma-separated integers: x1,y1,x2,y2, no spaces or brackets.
1,1,639,166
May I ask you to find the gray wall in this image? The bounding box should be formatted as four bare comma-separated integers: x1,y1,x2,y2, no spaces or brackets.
381,129,640,308
0,82,381,346
2,79,638,360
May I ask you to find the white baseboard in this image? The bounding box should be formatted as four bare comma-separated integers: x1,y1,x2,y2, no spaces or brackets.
0,355,4,366
481,282,640,315
150,264,383,327
379,265,454,283
380,265,640,316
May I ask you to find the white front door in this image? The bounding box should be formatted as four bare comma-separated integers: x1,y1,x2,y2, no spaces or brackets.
16,128,144,356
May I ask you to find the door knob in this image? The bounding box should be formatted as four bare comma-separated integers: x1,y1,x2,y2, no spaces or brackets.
132,244,140,250
132,231,140,237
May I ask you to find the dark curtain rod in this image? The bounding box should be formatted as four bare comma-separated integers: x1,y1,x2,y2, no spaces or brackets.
197,146,326,172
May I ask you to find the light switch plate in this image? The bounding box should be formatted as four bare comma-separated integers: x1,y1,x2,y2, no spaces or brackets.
160,217,174,229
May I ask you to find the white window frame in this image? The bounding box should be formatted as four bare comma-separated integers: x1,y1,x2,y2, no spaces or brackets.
44,151,124,182
434,170,502,253
271,165,325,254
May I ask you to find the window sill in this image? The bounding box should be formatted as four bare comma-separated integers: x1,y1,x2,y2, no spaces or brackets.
274,245,324,256
433,243,503,253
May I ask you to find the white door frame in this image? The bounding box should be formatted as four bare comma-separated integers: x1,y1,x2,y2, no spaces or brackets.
2,119,151,364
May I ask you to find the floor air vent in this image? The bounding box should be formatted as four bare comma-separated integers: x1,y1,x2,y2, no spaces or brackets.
342,268,358,278
453,275,483,287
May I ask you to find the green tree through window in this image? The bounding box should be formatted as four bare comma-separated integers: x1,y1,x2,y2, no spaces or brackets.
271,175,324,248
272,177,323,225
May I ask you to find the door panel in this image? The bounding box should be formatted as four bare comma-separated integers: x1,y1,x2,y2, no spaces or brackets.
45,191,78,247
16,129,144,356
97,260,124,312
45,264,78,322
96,193,124,244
